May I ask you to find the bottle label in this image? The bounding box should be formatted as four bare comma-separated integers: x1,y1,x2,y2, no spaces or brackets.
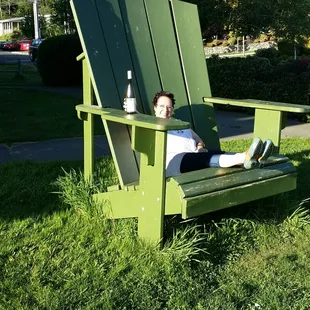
125,98,137,113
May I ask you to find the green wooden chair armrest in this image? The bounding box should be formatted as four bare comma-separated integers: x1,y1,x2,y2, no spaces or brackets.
203,97,310,113
204,96,310,153
76,104,190,131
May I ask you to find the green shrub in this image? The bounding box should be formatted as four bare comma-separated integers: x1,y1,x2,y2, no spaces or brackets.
207,56,274,99
37,34,82,87
274,58,310,76
0,29,23,41
207,56,310,108
258,33,269,42
212,39,221,46
228,36,236,46
10,29,24,41
255,48,280,65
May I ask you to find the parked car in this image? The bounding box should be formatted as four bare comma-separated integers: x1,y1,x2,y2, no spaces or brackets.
29,38,45,62
15,39,32,51
2,41,15,51
0,41,10,49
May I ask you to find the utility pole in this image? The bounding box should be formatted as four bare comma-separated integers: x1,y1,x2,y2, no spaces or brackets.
33,0,40,39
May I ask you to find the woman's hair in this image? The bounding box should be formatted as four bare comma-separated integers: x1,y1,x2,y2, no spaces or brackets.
152,91,176,107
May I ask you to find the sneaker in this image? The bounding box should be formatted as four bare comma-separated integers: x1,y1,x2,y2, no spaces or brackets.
258,139,274,167
243,137,264,169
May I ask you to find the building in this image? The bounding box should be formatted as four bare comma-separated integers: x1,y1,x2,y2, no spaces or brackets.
0,17,24,36
0,15,51,37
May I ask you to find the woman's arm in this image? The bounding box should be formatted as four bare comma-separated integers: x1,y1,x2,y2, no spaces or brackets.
190,129,207,152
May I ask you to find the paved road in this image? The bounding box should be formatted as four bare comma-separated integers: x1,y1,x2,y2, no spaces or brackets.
0,50,30,64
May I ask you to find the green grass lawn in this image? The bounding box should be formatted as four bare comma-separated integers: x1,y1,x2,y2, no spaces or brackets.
0,88,103,144
0,63,103,144
0,63,43,86
1,138,310,309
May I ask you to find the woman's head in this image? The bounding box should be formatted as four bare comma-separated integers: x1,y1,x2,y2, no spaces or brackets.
152,91,175,119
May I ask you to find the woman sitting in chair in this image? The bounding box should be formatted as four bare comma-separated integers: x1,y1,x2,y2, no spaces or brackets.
127,90,274,177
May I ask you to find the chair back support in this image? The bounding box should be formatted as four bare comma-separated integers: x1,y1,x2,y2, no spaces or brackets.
71,0,220,186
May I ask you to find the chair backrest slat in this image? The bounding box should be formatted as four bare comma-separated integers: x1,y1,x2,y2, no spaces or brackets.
71,0,139,186
118,0,162,115
142,0,193,124
170,0,220,149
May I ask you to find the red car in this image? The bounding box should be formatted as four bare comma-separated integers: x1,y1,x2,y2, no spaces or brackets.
15,40,32,51
2,41,15,50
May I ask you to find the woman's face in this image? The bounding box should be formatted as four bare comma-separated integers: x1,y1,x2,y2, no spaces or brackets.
154,96,174,119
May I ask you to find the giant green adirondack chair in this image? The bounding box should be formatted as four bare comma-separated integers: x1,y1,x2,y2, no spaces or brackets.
70,0,310,245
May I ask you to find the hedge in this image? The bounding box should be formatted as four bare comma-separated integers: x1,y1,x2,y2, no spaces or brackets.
207,54,310,107
37,34,82,87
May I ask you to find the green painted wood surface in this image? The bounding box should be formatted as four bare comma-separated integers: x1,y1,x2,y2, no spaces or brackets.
254,109,282,153
71,0,140,186
170,0,220,150
135,129,167,243
182,174,296,218
118,0,161,115
143,0,193,124
76,105,190,131
94,163,296,219
180,162,295,198
131,127,155,165
96,0,147,112
93,190,139,219
82,59,95,182
204,97,310,113
71,0,120,108
93,169,296,220
168,155,291,186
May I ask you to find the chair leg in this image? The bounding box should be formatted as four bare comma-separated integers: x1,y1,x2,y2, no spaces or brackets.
254,109,282,153
82,59,94,182
132,129,167,247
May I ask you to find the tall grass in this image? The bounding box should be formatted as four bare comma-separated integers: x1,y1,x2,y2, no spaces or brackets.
1,138,310,308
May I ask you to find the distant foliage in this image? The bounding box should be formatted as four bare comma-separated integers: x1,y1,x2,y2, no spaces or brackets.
37,34,82,87
10,29,24,41
277,40,297,56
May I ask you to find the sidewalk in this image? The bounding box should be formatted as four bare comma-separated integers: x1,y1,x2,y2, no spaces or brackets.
1,109,310,165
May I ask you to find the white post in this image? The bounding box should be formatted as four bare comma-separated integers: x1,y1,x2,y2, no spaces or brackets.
33,0,40,39
243,35,245,57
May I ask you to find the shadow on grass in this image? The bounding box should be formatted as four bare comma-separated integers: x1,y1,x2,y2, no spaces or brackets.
0,160,84,221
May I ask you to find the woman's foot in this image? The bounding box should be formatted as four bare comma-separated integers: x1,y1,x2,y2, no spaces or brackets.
258,139,274,167
243,137,264,169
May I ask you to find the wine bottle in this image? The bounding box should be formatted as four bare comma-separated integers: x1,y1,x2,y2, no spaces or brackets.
124,70,137,114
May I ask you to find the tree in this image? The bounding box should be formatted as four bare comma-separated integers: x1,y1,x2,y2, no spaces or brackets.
228,0,275,37
271,0,310,44
50,0,76,34
184,0,232,39
0,0,19,18
186,0,310,45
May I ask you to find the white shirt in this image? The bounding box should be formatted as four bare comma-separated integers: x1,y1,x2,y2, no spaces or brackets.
166,129,197,177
